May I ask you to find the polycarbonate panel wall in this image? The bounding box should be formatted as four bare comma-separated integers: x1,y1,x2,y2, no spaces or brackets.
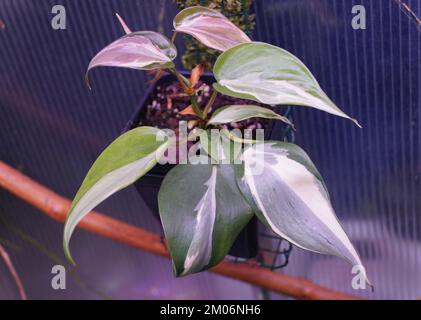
0,0,256,299
254,0,420,299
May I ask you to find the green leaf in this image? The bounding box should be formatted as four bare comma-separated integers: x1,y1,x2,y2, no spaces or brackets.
158,159,253,276
236,142,370,286
63,127,170,264
199,130,222,163
199,130,243,164
213,42,361,127
207,104,294,128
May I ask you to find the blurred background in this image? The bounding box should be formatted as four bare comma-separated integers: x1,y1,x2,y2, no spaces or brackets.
0,0,420,299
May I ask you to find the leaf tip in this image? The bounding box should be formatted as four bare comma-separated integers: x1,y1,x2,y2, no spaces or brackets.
171,261,185,278
351,118,362,128
63,240,77,267
174,270,184,278
278,115,296,131
178,104,198,116
353,263,373,291
84,72,92,90
290,123,296,132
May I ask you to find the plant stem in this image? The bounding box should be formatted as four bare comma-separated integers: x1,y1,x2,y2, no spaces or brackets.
189,95,204,119
170,68,190,91
170,68,205,119
203,89,218,118
171,32,177,43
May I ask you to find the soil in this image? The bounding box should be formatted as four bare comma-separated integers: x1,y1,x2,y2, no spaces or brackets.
137,79,272,134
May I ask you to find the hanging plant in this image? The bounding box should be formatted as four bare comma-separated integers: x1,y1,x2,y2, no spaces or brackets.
63,6,370,287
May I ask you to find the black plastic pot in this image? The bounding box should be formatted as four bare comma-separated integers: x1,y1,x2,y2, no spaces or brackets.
123,71,285,259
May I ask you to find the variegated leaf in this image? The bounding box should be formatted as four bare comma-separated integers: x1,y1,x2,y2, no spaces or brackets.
207,104,294,128
199,130,223,163
214,42,361,127
173,6,251,52
183,165,217,274
64,127,170,264
158,159,253,276
236,142,370,286
200,130,243,164
86,31,177,86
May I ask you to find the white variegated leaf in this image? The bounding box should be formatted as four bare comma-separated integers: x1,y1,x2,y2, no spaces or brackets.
199,130,225,163
173,6,251,52
207,104,293,128
182,166,218,274
64,127,170,264
158,160,253,276
200,129,245,164
214,42,361,127
86,31,177,86
237,142,371,286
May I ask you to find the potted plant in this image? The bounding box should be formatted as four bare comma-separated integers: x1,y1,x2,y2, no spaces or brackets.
125,1,263,260
124,0,262,259
123,69,281,259
63,6,370,286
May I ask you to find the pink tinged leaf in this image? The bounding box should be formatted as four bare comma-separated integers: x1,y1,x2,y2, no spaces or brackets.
178,105,198,116
115,13,132,34
173,6,251,52
85,32,176,88
88,35,170,70
190,63,205,87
